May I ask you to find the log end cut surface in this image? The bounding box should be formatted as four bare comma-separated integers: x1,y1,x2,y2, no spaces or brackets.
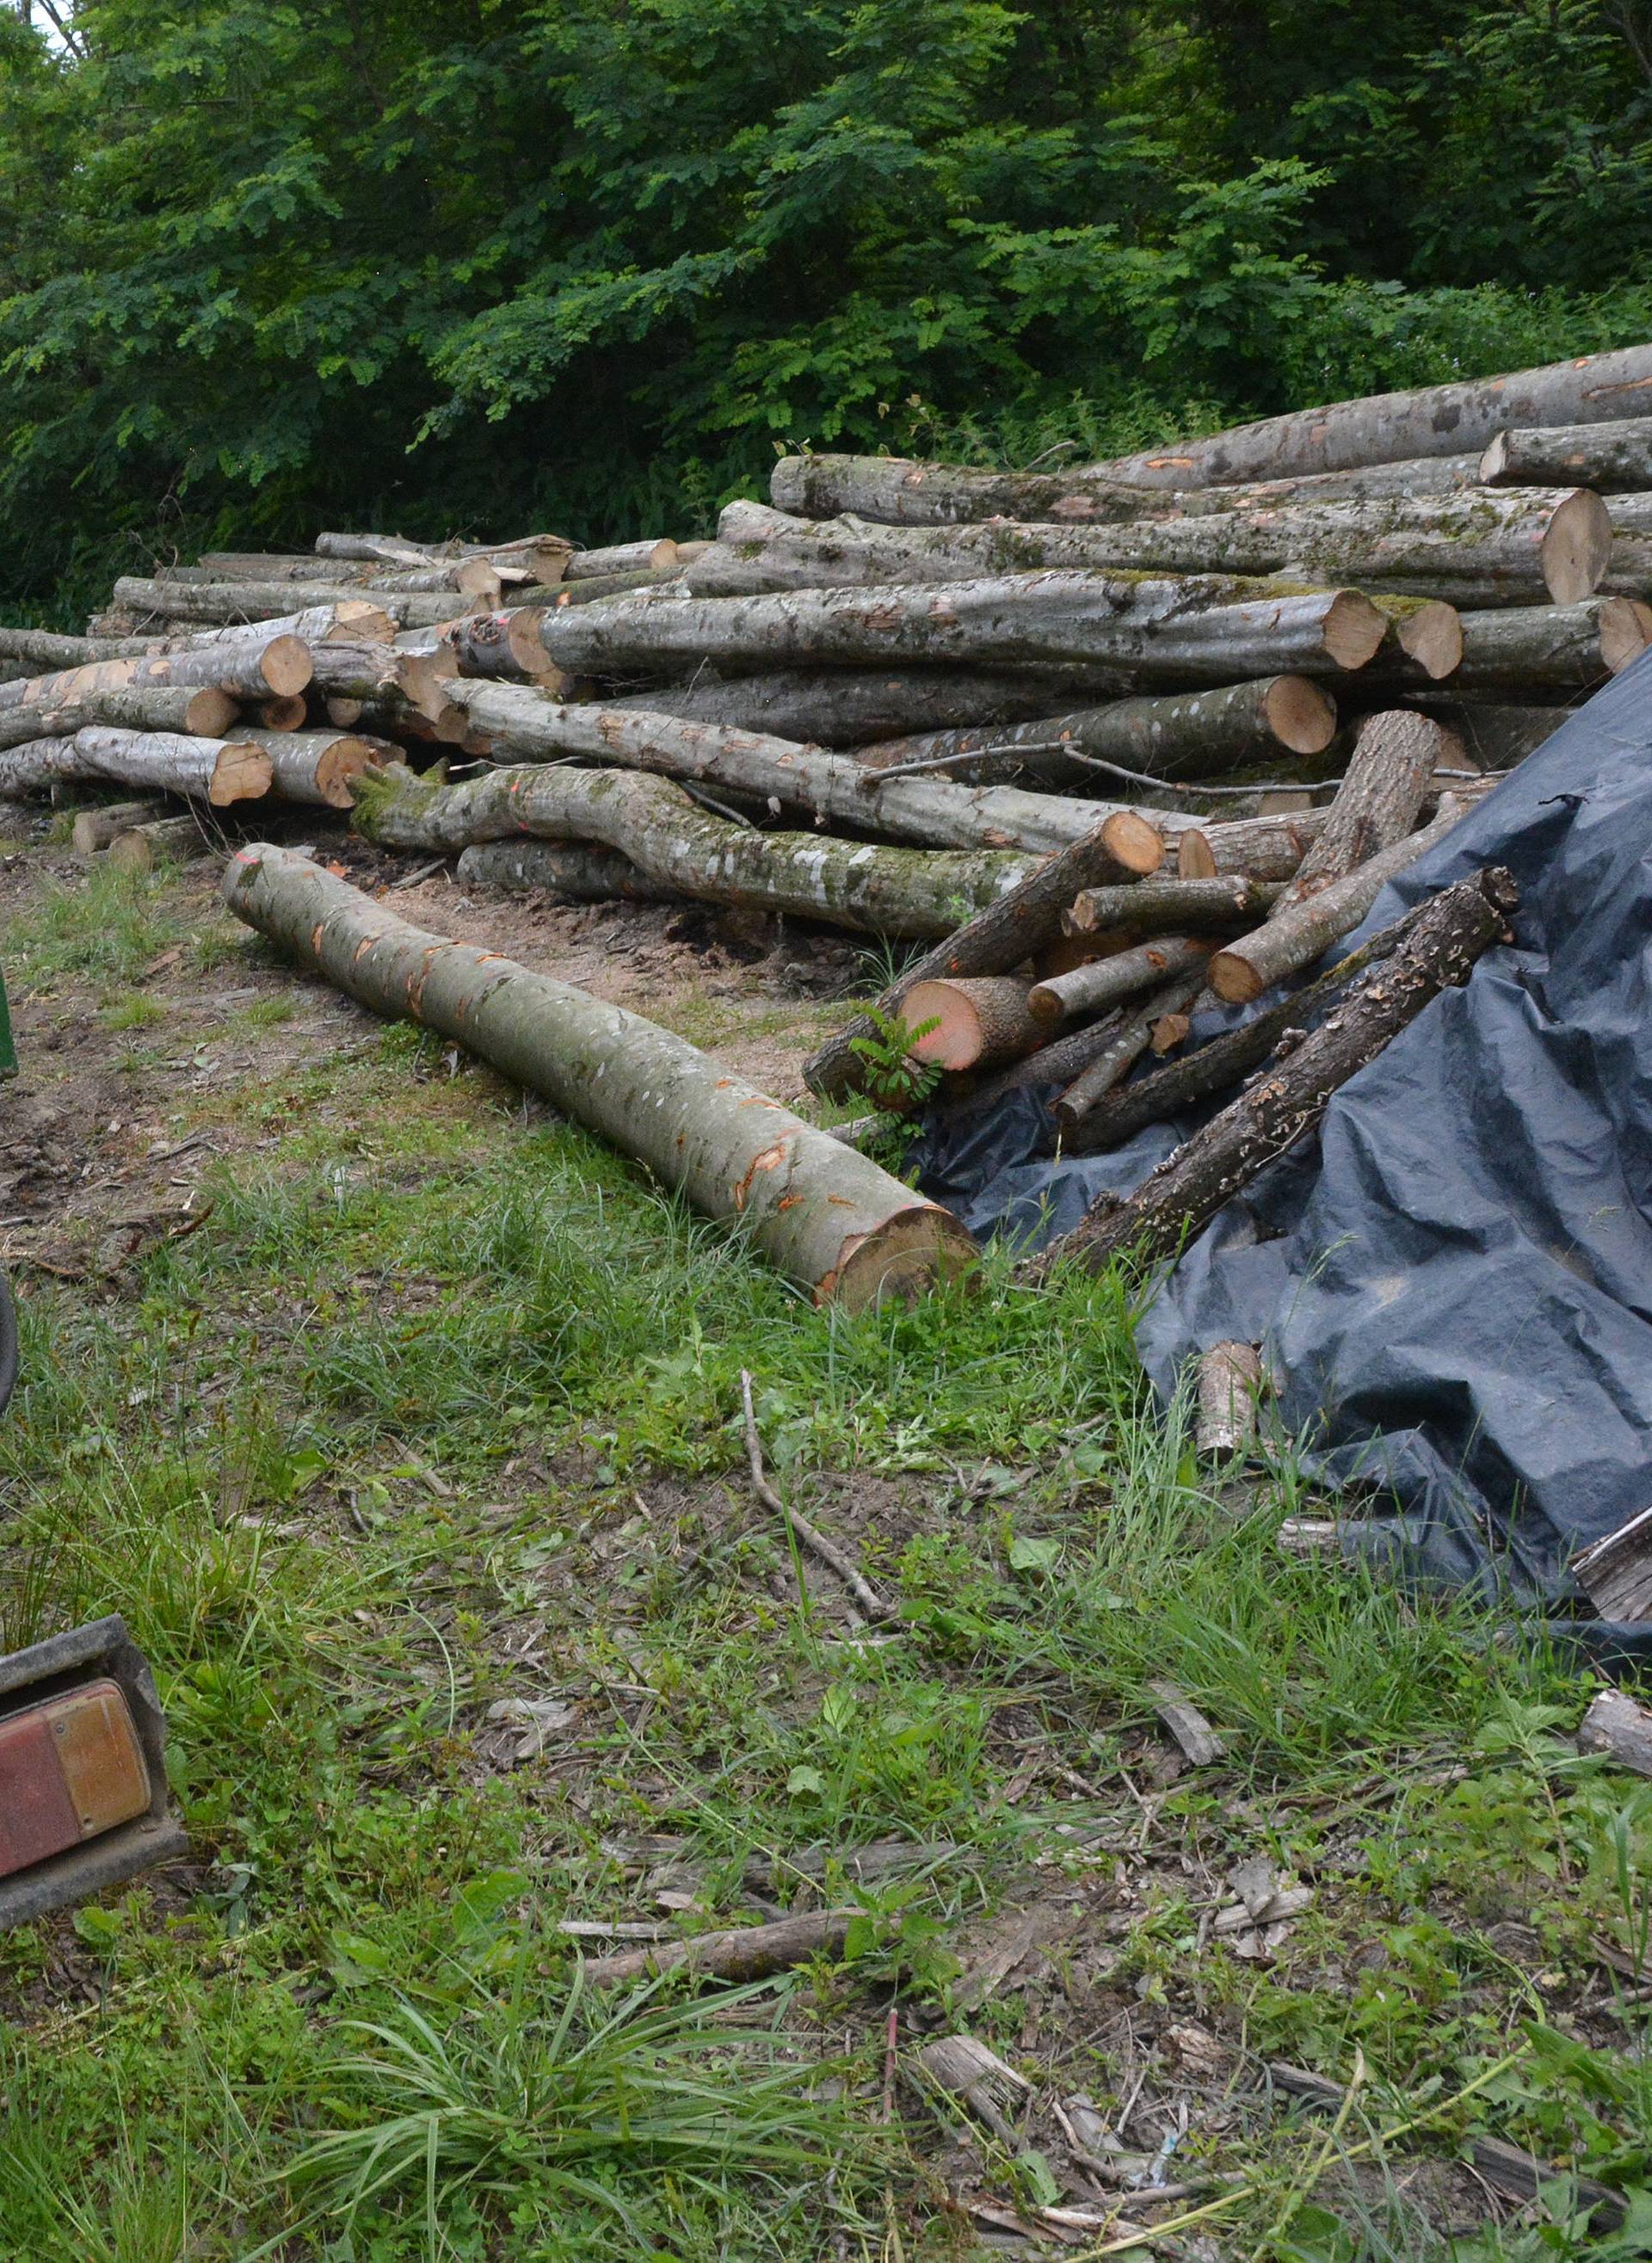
1322,591,1387,670
1264,675,1338,755
1602,598,1652,673
260,635,314,696
830,1205,978,1310
1544,489,1613,605
212,743,275,805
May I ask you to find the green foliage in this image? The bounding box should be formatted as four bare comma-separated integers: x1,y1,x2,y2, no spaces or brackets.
3,3,1652,611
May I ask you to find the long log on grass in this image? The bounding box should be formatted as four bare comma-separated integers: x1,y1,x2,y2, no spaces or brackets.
1281,712,1447,901
1064,889,1477,1154
242,728,388,809
854,677,1337,790
224,845,974,1306
625,665,1137,744
1208,797,1473,1003
770,451,1484,525
1481,416,1652,491
456,840,689,906
722,492,1611,607
443,683,1165,865
0,729,271,805
1032,868,1517,1274
533,573,1389,681
1094,344,1652,490
113,577,470,634
356,762,1038,936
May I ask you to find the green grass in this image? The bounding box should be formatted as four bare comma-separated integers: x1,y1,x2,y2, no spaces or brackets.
0,875,1648,2260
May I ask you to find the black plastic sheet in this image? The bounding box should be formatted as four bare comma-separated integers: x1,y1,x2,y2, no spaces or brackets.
913,655,1652,1613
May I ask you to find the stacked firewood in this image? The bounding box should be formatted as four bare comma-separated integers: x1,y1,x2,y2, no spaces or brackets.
8,341,1652,1162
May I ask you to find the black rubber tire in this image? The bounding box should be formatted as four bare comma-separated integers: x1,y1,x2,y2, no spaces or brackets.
0,1267,16,1416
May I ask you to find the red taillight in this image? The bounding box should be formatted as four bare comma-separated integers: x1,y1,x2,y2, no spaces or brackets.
0,1680,151,1879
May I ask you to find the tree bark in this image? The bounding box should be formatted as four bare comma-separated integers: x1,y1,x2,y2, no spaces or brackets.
243,728,387,809
223,844,975,1308
532,573,1389,682
1063,890,1459,1152
1028,935,1210,1027
800,818,1188,1103
1093,344,1652,489
456,839,688,906
1164,806,1325,880
0,729,271,805
303,642,404,701
1196,1343,1265,1456
356,762,1038,937
769,450,1482,526
444,682,1166,865
1208,798,1471,1002
1481,416,1652,491
722,492,1611,606
616,665,1138,744
180,601,391,651
1282,712,1446,900
1569,1506,1652,1621
112,577,470,633
1054,969,1211,1132
1064,875,1287,938
1369,597,1652,691
71,798,170,856
1032,867,1517,1274
565,539,680,579
0,681,237,754
854,676,1338,790
901,977,1042,1070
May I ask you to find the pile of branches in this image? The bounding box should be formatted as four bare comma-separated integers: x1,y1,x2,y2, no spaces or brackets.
9,343,1652,1269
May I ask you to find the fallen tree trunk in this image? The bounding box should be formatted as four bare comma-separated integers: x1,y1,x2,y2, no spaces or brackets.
1481,416,1652,490
444,683,1164,865
243,728,387,809
854,677,1338,790
1032,868,1516,1272
532,573,1389,682
356,762,1038,937
0,729,271,805
223,844,974,1307
456,840,689,906
197,552,374,584
1282,712,1446,900
1208,798,1471,1002
619,665,1137,744
801,818,1193,1102
769,450,1482,526
724,491,1612,607
541,564,687,607
0,681,237,754
1029,935,1210,1027
315,531,435,567
1093,344,1652,489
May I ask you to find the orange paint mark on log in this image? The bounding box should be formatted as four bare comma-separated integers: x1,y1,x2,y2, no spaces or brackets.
732,1140,790,1212
776,1195,803,1212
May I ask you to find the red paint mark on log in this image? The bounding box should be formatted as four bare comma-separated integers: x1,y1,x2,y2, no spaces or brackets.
732,1140,790,1212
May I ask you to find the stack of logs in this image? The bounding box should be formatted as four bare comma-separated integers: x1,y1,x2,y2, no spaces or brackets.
8,342,1652,1176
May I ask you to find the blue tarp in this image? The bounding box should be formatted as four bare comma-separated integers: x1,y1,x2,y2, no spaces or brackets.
915,655,1652,1619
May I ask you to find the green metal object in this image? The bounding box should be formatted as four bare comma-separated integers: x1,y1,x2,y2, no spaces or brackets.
0,959,13,1080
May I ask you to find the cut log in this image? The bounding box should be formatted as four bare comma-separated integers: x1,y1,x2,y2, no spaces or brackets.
198,551,373,583
1028,935,1210,1027
1094,343,1652,489
303,642,403,701
1371,595,1464,680
900,977,1041,1071
441,608,558,683
113,577,471,634
1481,416,1652,491
565,539,680,579
107,814,214,873
444,682,1166,864
254,695,307,731
0,626,173,670
0,729,271,805
854,676,1338,790
0,639,310,725
356,762,1037,937
456,840,688,907
1034,867,1517,1274
1064,876,1287,938
1195,1342,1265,1457
622,666,1138,744
963,1007,1128,1110
1066,892,1461,1153
0,680,237,754
315,531,435,566
1576,1689,1652,1777
1178,808,1331,879
1400,702,1567,770
800,819,1185,1103
769,450,1482,526
1055,970,1211,1132
584,1908,856,1988
224,843,974,1306
533,572,1390,682
243,728,386,809
1570,1508,1652,1621
1209,797,1476,1002
1283,712,1447,901
543,564,687,606
734,491,1611,607
71,798,169,857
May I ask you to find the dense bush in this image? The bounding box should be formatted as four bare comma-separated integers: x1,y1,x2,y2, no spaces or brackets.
2,0,1650,613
